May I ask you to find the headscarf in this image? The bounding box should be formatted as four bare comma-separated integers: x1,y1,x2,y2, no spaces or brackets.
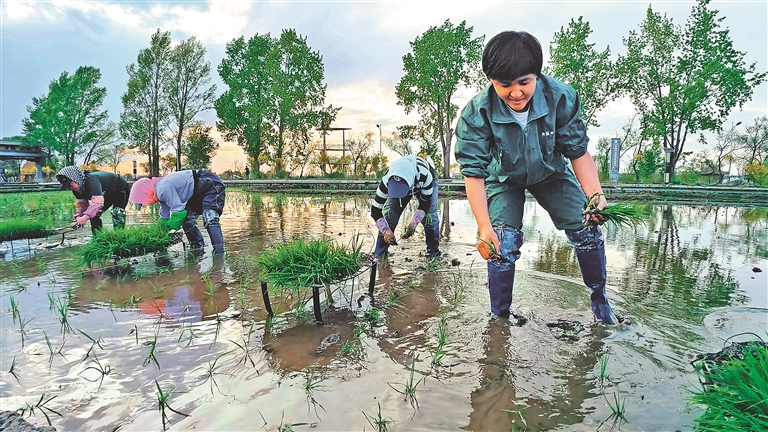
129,177,163,205
56,166,85,190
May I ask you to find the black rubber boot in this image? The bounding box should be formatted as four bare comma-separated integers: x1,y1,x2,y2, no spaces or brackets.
568,228,618,325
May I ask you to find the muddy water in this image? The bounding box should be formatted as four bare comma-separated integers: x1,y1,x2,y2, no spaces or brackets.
1,191,766,431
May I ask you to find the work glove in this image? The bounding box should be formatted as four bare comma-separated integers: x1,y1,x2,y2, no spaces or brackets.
375,217,398,245
166,210,187,231
401,210,425,239
70,215,89,229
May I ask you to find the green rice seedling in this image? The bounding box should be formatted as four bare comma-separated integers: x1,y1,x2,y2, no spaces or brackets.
277,411,307,432
149,281,165,293
130,324,139,345
689,343,768,431
304,368,327,418
133,268,146,281
143,336,160,369
339,339,361,356
203,274,216,296
18,393,62,426
583,193,646,229
78,354,111,390
294,302,314,325
79,329,105,361
78,222,177,265
0,219,52,242
502,408,528,431
179,275,191,284
47,292,56,309
598,353,611,387
230,336,258,367
362,401,395,432
265,314,277,336
55,298,71,334
386,290,407,309
191,354,229,396
18,315,33,348
8,295,20,323
601,390,628,428
43,331,67,366
7,355,21,384
387,357,425,416
155,380,189,431
362,308,384,334
255,237,362,290
426,257,439,272
446,270,468,310
429,314,449,366
64,286,75,302
126,293,142,307
177,328,199,348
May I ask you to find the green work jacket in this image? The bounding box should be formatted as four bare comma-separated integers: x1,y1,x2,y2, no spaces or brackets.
455,74,588,189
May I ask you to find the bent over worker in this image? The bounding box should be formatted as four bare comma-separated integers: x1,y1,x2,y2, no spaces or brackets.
56,166,130,233
129,170,226,256
371,155,440,259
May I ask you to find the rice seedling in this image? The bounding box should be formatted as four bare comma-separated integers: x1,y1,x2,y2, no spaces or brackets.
362,402,395,432
35,255,48,273
304,368,327,418
294,302,314,325
143,336,160,369
277,411,307,432
598,353,611,387
255,237,362,290
177,328,199,348
126,293,142,307
130,324,139,345
155,380,189,431
7,355,21,384
0,219,52,242
338,339,361,356
689,342,768,431
501,408,528,431
361,308,384,335
8,295,20,323
583,193,646,229
386,290,407,309
64,286,76,302
426,257,439,272
78,222,178,265
47,292,56,309
446,268,469,309
203,274,216,297
18,393,62,426
55,298,72,334
230,336,258,368
43,331,67,366
387,357,425,416
191,354,229,396
600,390,628,428
18,315,33,348
179,275,191,284
429,314,449,366
79,354,111,389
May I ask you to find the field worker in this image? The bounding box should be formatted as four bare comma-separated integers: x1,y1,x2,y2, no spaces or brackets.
371,154,440,260
129,169,226,256
56,166,130,233
454,30,618,324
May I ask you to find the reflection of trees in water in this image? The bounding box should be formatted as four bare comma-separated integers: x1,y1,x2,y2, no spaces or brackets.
530,233,581,277
741,207,768,258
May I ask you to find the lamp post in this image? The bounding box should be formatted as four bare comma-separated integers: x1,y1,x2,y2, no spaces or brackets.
376,124,382,154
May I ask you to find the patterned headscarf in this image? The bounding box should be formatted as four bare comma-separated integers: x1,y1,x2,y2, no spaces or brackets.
56,166,85,190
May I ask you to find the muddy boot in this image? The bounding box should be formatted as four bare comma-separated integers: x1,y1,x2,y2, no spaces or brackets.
183,213,205,250
203,209,225,256
487,226,524,317
567,227,618,325
90,216,103,234
111,207,126,230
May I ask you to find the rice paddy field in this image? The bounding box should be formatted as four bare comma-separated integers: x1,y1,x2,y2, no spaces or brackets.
0,190,766,431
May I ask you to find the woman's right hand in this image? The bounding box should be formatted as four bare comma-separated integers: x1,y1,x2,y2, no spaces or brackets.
477,225,500,260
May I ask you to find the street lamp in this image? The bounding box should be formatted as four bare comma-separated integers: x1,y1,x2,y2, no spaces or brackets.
376,124,382,154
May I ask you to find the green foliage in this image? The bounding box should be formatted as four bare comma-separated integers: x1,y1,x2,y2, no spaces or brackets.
121,29,172,176
689,343,768,431
0,219,51,242
744,162,768,185
78,222,176,265
547,17,622,129
584,194,646,229
255,238,361,289
22,65,112,166
395,19,484,178
616,0,766,182
216,30,338,175
183,123,219,169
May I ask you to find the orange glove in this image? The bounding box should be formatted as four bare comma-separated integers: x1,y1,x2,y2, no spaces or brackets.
477,240,500,260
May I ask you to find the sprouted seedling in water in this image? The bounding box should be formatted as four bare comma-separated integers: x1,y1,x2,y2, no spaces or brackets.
429,314,449,366
143,336,160,369
78,329,105,361
426,257,439,272
7,355,21,384
190,354,228,396
387,357,425,417
599,390,628,430
599,353,611,387
43,331,67,366
304,368,327,419
78,354,111,390
19,393,62,426
362,401,395,432
18,315,33,348
8,295,20,323
155,380,189,431
502,408,528,431
55,298,71,334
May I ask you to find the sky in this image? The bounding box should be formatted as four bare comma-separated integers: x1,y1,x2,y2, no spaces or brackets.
1,0,766,174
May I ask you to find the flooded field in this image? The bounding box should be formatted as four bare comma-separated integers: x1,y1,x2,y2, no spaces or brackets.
1,190,766,431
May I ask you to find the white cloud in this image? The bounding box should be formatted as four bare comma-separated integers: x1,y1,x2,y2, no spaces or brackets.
158,0,252,44
3,0,36,20
326,80,420,135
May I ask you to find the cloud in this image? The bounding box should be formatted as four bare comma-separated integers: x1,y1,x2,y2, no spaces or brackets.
3,0,36,20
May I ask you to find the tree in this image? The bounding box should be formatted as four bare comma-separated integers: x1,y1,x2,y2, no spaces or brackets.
167,36,216,171
22,66,111,166
595,137,611,180
159,153,177,175
616,0,766,181
285,130,318,178
216,34,275,175
546,17,622,129
121,29,172,177
737,116,768,165
91,140,131,173
395,19,484,177
345,131,375,178
183,123,219,170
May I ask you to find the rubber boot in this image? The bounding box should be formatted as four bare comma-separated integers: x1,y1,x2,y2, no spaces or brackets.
90,216,103,234
567,228,618,325
203,209,225,256
487,226,523,317
183,212,205,250
111,207,126,230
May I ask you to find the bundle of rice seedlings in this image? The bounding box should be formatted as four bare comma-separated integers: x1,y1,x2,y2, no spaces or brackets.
583,193,646,229
689,342,768,431
255,238,362,289
0,219,52,242
79,222,180,265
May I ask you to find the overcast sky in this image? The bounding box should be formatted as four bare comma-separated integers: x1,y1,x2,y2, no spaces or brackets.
2,0,766,172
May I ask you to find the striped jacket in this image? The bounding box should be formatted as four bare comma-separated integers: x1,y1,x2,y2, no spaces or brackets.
371,155,435,220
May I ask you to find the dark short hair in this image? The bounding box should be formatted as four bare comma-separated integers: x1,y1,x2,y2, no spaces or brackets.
482,31,543,81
